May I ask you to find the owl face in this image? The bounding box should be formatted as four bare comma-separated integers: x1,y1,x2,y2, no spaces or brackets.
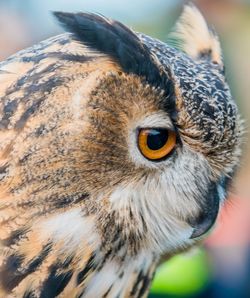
77,70,239,255
0,7,243,292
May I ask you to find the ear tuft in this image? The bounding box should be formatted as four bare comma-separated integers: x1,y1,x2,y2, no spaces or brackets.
168,4,223,66
53,11,170,90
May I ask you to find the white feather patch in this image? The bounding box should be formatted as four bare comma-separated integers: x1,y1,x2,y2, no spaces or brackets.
38,208,100,252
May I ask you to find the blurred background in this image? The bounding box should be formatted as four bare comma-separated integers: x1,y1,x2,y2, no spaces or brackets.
0,0,249,297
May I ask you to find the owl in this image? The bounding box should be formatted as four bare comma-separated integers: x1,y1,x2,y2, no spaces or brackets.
0,4,242,298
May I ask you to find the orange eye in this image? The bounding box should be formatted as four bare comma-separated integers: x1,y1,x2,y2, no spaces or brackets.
138,128,176,161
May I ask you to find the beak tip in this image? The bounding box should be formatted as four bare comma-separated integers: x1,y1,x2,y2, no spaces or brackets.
190,227,207,239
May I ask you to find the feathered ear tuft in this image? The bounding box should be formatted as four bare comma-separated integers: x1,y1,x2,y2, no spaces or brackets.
168,4,223,66
53,11,171,90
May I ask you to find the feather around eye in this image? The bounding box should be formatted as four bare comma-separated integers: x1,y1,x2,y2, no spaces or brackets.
138,128,176,161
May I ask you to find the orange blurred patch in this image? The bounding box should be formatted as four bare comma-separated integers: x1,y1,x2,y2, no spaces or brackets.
206,196,250,247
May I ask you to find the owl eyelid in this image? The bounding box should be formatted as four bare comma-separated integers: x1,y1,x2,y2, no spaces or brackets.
136,125,176,133
136,126,180,144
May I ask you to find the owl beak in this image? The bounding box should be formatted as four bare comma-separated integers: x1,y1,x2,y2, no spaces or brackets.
189,183,220,239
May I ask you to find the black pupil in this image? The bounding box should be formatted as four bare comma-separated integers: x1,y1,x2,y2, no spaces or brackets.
146,129,169,150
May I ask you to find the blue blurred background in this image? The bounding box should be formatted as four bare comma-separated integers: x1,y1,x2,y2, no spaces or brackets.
0,0,249,297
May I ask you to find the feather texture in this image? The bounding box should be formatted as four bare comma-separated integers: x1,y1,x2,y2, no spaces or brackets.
168,4,223,65
54,11,171,90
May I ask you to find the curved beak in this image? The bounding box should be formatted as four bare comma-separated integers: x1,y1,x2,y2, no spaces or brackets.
189,183,220,239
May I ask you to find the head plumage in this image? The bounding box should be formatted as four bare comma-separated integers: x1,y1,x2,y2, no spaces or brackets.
53,11,172,91
168,4,223,66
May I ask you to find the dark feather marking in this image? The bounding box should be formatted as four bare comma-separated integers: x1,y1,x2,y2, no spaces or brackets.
2,228,28,246
53,11,172,93
100,248,113,267
0,99,18,129
58,53,93,63
39,256,73,297
18,151,34,164
5,63,58,97
0,60,67,132
140,212,148,232
199,48,212,60
23,290,36,298
119,271,124,279
40,267,73,298
0,164,9,181
102,285,113,298
52,192,89,210
14,76,65,130
20,52,92,64
0,254,23,292
137,275,151,298
0,243,52,292
130,270,144,296
114,239,126,255
76,252,96,285
61,255,74,269
25,243,52,273
34,124,48,137
15,98,45,130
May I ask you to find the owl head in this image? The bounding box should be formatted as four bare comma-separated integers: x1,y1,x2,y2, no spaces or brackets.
0,4,243,275
47,5,242,255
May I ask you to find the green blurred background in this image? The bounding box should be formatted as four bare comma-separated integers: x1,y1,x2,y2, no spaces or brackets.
0,0,249,297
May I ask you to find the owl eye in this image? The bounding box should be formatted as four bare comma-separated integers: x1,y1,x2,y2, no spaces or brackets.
138,128,176,161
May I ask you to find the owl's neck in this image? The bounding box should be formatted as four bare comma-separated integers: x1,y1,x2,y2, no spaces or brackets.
75,251,158,297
